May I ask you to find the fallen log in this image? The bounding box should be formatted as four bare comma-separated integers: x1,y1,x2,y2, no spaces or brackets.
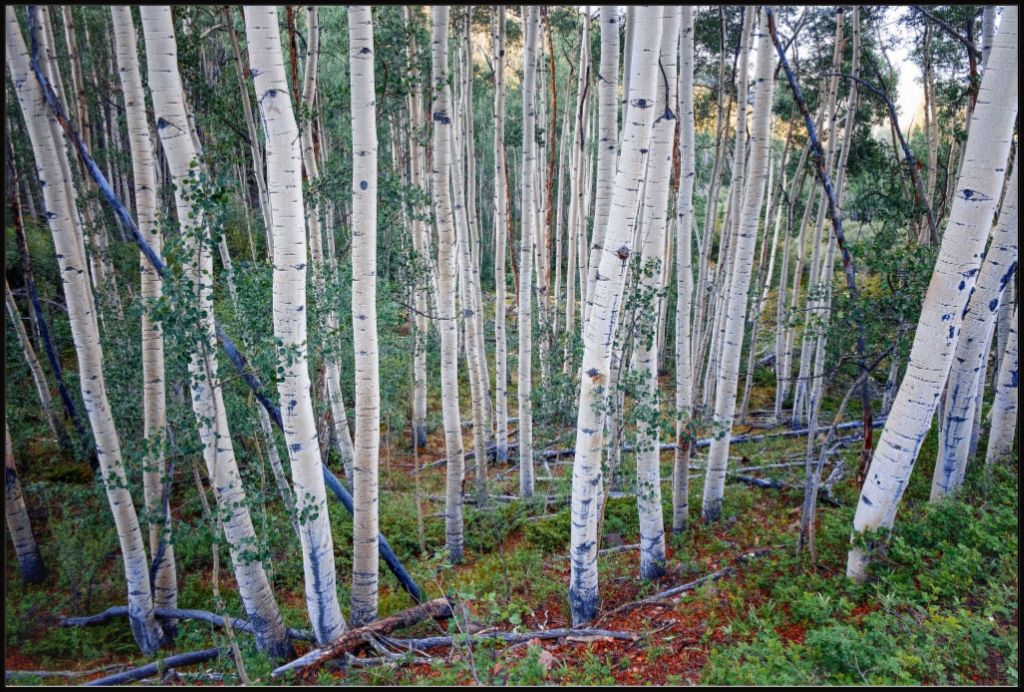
383,628,637,651
83,647,223,686
597,549,773,623
61,606,315,642
271,597,454,678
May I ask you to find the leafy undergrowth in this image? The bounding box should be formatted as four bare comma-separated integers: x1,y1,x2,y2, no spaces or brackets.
4,417,1017,685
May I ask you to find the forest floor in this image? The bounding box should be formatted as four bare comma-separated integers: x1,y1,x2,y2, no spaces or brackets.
4,385,1019,685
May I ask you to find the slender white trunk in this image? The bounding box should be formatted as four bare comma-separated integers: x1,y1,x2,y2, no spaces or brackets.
111,5,178,615
673,7,696,534
242,5,346,644
7,7,165,653
518,6,540,499
931,165,1018,498
848,6,1018,580
569,6,664,626
5,422,46,584
431,7,466,563
984,305,1018,466
634,7,679,580
565,13,591,369
701,7,775,523
493,6,509,464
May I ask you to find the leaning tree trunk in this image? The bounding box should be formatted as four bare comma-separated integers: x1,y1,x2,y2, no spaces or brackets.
492,6,510,464
518,6,540,499
243,5,346,644
569,6,664,627
931,165,1018,498
348,5,381,628
431,7,467,564
111,5,178,617
701,7,775,524
5,421,46,584
984,305,1018,467
672,6,696,535
633,7,679,580
847,6,1018,581
141,6,294,657
7,6,165,654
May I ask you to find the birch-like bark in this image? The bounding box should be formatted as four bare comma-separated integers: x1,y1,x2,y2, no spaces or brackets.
584,6,620,322
565,12,591,367
848,6,1018,581
5,422,46,584
242,5,346,644
431,7,466,564
141,6,293,657
518,6,540,499
701,7,775,524
931,165,1017,498
984,305,1018,466
570,6,663,626
111,5,178,616
672,6,696,534
633,7,679,580
347,5,380,627
7,6,165,653
493,6,509,464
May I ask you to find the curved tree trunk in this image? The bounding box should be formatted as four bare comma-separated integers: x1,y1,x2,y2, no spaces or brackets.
701,7,775,524
569,6,664,627
7,7,165,654
847,6,1018,581
931,165,1018,498
242,5,346,645
111,5,178,617
348,5,381,627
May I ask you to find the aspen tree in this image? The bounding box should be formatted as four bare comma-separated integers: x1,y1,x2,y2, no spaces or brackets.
111,5,178,615
564,10,590,365
7,6,165,653
931,166,1018,498
634,7,679,580
848,6,1018,581
5,422,46,585
701,7,775,524
493,6,510,464
584,6,620,322
984,305,1018,467
241,5,346,643
431,7,467,563
348,5,381,627
519,6,540,499
570,6,664,626
673,6,696,534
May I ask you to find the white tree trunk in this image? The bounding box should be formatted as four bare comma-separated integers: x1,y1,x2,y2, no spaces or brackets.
633,7,679,580
700,7,775,523
932,165,1017,498
673,7,696,535
111,5,178,616
518,6,540,499
847,6,1018,580
493,6,510,464
347,5,381,627
7,7,165,653
431,7,467,564
984,305,1018,466
242,5,346,644
569,6,664,627
5,422,46,584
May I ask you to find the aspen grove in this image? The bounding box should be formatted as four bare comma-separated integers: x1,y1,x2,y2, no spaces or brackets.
4,5,1018,686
